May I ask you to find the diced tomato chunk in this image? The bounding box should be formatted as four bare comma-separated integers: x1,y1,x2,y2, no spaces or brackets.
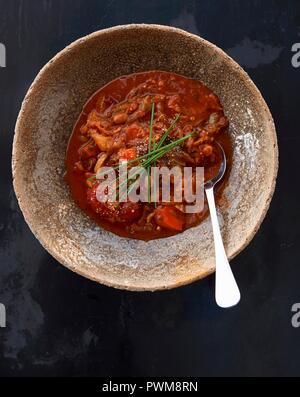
87,183,113,217
125,123,143,140
119,147,137,161
154,205,185,231
118,201,143,223
87,183,142,223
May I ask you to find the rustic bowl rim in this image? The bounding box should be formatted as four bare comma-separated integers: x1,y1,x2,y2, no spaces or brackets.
12,24,279,291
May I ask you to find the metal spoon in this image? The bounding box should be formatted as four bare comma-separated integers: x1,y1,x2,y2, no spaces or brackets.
205,143,241,308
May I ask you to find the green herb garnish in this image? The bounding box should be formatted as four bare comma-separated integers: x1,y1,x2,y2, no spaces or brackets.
89,103,194,203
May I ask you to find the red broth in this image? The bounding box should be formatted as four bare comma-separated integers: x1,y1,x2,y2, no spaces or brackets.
65,71,232,240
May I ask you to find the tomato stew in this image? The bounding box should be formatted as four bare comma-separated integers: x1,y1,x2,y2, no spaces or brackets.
65,71,232,240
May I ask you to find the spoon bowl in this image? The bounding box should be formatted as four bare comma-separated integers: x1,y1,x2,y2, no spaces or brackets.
205,142,227,189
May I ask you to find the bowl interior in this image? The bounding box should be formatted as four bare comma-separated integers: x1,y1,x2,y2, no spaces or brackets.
12,25,277,290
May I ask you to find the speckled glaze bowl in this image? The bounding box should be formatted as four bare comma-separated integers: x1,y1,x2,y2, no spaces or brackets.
12,24,278,291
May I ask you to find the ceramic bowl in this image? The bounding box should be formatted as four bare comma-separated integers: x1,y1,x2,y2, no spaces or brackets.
12,24,278,291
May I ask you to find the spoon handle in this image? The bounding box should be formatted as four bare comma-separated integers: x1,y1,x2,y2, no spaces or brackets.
205,186,241,308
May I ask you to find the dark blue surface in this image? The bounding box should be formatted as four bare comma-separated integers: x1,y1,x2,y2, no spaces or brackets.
0,0,298,376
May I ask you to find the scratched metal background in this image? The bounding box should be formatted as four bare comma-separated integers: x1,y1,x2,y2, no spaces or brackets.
0,0,298,376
